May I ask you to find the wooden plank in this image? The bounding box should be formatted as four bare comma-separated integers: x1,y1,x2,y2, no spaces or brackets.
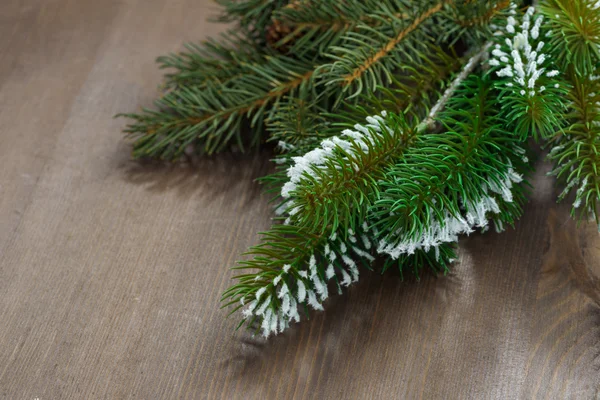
0,1,598,399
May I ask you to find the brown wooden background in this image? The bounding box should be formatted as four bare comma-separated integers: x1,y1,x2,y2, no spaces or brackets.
1,0,599,398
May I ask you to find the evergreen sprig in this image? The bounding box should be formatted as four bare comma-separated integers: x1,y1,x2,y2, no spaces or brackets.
221,107,463,336
488,4,568,139
539,0,600,75
548,70,600,224
115,0,600,338
262,41,464,203
222,221,455,336
373,74,531,259
119,0,511,160
227,61,533,336
223,48,491,334
118,54,316,158
282,111,415,235
541,0,600,227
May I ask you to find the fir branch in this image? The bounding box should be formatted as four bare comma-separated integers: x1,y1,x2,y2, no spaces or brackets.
224,60,514,338
279,43,491,234
222,223,375,336
540,0,600,75
222,73,532,337
119,56,316,158
262,45,464,202
541,0,600,226
548,70,600,225
281,111,416,235
488,3,568,139
372,74,531,258
222,216,456,337
224,60,484,334
120,0,505,160
273,42,489,245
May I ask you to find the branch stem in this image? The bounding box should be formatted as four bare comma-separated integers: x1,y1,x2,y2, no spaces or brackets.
417,41,492,132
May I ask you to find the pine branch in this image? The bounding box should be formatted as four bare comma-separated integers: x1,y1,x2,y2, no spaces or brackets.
222,222,374,335
548,69,600,225
222,58,484,335
222,71,532,337
539,0,600,75
372,74,531,258
265,44,462,178
120,0,507,160
281,111,416,235
221,214,456,337
541,0,600,226
223,53,524,337
277,43,487,234
261,45,463,203
119,56,317,158
488,4,568,139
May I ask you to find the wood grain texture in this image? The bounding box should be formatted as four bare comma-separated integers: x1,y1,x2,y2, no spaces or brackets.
0,1,599,399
